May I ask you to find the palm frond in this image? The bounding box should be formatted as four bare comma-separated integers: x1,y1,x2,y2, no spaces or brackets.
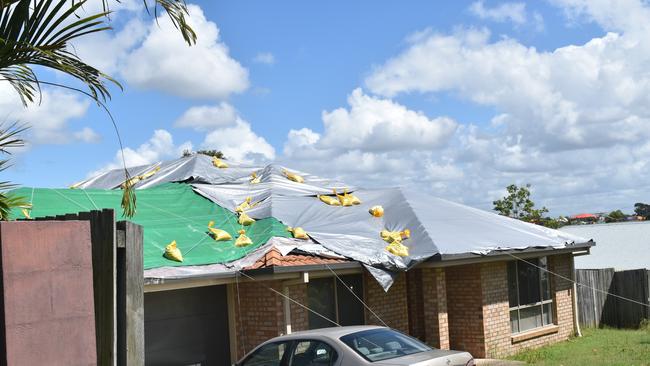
0,0,117,106
0,122,28,221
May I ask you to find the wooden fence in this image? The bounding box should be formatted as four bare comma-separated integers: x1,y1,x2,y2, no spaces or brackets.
28,210,144,365
576,268,650,328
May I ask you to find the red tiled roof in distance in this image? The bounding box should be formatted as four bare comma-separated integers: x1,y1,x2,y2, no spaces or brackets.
245,248,349,270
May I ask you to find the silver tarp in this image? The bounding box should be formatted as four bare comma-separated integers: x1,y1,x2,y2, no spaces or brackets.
80,154,587,290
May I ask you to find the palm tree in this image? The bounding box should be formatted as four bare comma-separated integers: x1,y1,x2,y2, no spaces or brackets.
0,123,30,220
0,0,196,218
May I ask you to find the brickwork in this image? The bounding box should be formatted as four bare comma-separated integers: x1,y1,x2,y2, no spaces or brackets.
446,264,486,357
421,268,450,349
364,271,409,333
233,280,285,359
406,269,425,340
480,254,576,358
288,283,309,332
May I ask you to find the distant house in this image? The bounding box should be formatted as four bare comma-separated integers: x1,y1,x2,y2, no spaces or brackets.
561,221,650,270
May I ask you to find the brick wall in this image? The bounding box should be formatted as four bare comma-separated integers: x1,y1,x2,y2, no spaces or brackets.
421,268,449,349
406,269,425,340
233,280,285,358
446,264,486,357
364,272,409,333
288,283,308,332
480,254,576,358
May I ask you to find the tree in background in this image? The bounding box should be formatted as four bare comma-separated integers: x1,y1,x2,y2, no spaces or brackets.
182,149,226,159
493,184,549,222
634,203,650,219
0,0,196,219
605,209,626,223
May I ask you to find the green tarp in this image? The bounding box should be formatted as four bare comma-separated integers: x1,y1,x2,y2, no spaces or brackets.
10,183,291,269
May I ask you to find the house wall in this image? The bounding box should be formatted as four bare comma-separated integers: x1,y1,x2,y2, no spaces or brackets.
481,254,575,358
406,269,425,340
287,283,309,332
446,264,486,357
422,268,450,349
232,280,285,359
364,271,410,333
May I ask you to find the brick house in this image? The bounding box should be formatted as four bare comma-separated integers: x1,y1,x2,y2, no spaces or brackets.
144,244,591,365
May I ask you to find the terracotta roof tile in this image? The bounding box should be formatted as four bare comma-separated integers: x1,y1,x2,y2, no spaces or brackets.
245,248,349,270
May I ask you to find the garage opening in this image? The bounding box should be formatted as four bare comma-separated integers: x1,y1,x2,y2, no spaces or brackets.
145,285,230,366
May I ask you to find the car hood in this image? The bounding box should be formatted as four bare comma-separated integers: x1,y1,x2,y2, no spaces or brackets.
372,349,472,366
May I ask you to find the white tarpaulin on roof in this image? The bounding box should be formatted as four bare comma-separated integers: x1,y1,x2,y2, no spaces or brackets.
79,154,588,290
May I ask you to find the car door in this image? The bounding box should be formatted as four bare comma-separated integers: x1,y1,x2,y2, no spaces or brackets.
286,339,341,366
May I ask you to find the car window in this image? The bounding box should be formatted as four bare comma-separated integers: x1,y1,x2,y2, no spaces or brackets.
340,329,431,362
289,340,336,366
242,342,289,366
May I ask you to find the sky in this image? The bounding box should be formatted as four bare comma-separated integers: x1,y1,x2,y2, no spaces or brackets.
3,0,650,216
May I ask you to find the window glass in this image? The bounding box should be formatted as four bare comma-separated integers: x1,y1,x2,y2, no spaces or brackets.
517,258,541,305
542,303,553,325
340,328,431,362
540,257,551,301
510,310,519,333
308,278,336,329
336,275,364,326
242,342,288,366
289,340,336,366
507,261,518,307
519,306,543,332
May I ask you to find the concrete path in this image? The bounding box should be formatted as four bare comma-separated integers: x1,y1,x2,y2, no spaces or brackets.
475,359,526,366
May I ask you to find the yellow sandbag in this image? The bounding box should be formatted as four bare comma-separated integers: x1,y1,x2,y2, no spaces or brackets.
235,197,252,213
318,194,341,206
380,229,402,244
238,212,255,226
250,172,261,184
369,205,384,217
349,193,361,205
400,229,410,240
164,240,183,262
335,189,354,206
139,166,161,180
288,226,309,240
386,241,409,257
283,169,304,183
207,221,232,241
235,229,253,247
212,157,229,169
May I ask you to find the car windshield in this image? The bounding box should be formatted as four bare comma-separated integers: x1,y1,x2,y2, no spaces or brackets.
340,328,432,362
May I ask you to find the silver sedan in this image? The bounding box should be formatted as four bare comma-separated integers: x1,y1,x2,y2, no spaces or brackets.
235,325,475,366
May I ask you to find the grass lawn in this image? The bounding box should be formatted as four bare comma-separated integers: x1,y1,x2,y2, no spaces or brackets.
509,327,650,366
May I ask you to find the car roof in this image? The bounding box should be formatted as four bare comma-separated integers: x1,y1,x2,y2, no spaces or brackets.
273,325,386,341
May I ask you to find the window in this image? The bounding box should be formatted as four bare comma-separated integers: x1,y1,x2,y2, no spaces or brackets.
507,257,553,333
289,340,336,366
307,274,364,329
241,342,289,366
339,328,432,362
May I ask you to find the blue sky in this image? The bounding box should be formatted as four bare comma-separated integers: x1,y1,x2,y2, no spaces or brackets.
3,0,650,216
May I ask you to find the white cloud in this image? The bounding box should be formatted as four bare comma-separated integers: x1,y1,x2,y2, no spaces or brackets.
73,127,101,143
281,0,650,215
201,118,275,162
174,102,238,131
253,52,275,65
469,1,527,25
0,83,93,145
315,88,456,152
95,130,192,173
121,4,249,99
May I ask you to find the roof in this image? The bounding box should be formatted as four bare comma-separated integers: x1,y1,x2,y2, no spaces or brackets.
13,154,591,289
245,248,349,270
571,213,599,219
561,221,650,270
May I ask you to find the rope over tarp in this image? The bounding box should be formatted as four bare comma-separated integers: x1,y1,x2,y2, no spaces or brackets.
10,183,291,269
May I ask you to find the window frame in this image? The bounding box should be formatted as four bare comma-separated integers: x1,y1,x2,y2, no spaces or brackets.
307,274,364,329
287,339,338,366
507,256,554,334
